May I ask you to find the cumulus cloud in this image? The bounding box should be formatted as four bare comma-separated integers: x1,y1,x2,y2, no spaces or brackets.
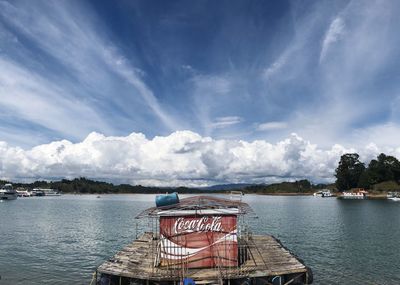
1,131,395,187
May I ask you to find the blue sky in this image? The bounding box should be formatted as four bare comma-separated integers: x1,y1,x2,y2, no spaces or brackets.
1,0,400,185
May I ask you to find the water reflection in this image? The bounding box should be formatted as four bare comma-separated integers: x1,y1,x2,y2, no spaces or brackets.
0,195,399,284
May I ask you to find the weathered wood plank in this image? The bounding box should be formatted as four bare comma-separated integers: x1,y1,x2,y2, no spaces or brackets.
97,233,308,281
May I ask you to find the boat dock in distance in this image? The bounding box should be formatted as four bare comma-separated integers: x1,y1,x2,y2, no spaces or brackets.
94,195,313,285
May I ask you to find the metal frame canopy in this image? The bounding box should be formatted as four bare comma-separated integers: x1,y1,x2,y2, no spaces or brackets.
135,195,254,219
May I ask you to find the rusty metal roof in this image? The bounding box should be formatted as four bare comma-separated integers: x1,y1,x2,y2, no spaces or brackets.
136,195,254,218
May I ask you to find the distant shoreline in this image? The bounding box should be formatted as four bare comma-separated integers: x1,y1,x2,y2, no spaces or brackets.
64,192,314,196
63,192,389,198
6,177,399,197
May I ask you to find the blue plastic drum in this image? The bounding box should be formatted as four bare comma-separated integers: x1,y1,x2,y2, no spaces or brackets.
155,192,179,207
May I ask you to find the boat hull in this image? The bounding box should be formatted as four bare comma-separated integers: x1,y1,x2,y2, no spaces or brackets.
388,197,400,201
339,196,366,199
0,193,18,200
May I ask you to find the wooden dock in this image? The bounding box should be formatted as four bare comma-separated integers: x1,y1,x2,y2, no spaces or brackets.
96,232,312,285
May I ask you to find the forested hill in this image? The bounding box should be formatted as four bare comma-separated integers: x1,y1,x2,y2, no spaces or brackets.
1,177,328,194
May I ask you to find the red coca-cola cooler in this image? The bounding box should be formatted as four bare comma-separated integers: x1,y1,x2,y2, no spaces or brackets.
159,209,238,268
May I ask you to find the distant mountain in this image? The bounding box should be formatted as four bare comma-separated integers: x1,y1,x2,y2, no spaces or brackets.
200,183,258,191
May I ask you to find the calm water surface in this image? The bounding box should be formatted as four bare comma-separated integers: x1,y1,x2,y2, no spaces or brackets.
0,194,399,284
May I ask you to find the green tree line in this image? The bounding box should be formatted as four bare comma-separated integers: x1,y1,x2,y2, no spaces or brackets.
11,177,197,194
4,177,325,194
243,179,327,194
335,153,400,191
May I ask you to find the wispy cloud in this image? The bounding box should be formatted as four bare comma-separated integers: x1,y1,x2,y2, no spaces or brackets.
262,53,289,81
257,121,287,131
255,0,400,148
1,0,400,155
210,116,243,129
0,0,181,145
0,57,112,140
190,74,232,135
320,17,345,63
101,47,180,130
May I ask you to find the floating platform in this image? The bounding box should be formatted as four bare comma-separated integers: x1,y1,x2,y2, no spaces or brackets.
96,232,312,285
94,195,312,285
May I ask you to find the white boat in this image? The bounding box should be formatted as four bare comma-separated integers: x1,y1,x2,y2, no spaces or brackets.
341,189,368,199
387,192,400,201
29,189,45,196
16,189,31,197
313,189,333,197
313,191,323,197
43,189,61,196
31,188,61,196
0,184,18,200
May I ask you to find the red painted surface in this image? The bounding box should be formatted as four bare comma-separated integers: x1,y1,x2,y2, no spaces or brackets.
159,215,238,268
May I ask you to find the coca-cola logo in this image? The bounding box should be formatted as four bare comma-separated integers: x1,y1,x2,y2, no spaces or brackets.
173,216,222,234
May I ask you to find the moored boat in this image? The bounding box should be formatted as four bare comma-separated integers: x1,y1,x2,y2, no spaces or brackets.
29,189,45,196
42,188,61,196
387,192,400,201
340,189,368,199
16,188,31,197
0,184,18,200
313,191,323,197
313,189,333,197
31,188,61,196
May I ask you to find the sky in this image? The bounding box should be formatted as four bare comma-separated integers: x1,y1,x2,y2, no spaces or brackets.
1,0,400,186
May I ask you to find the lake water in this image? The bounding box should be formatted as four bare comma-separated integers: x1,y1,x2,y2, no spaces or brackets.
0,194,399,285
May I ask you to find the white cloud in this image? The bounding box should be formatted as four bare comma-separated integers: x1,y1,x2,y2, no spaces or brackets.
211,116,242,129
261,1,328,83
262,53,289,81
351,123,400,151
257,121,288,131
320,17,345,62
191,75,231,94
1,131,394,187
190,74,232,135
0,0,180,136
0,57,112,140
258,1,400,149
181,64,195,74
